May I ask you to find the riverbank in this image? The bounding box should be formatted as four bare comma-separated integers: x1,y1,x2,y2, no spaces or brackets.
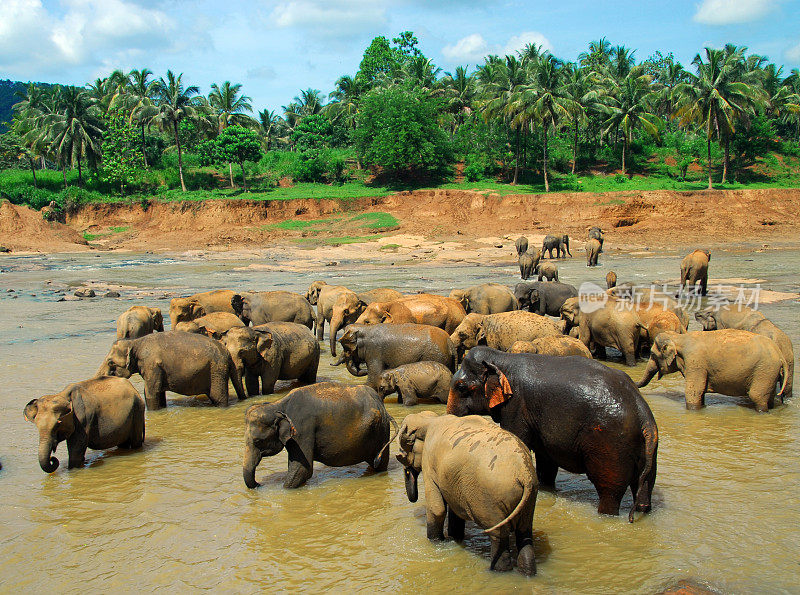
2,187,799,258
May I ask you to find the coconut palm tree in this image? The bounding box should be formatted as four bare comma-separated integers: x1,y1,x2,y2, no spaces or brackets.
562,63,603,173
327,75,366,131
208,81,254,186
601,66,661,176
440,66,476,134
122,68,157,167
780,69,800,141
257,109,285,151
147,70,201,192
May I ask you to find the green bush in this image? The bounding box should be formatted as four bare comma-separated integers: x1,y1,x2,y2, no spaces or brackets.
291,149,346,183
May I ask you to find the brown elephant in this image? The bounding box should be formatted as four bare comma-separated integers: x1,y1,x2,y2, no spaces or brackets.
174,312,245,336
561,297,643,366
305,281,355,347
376,361,453,405
358,288,404,304
518,250,540,280
642,310,684,347
449,283,518,315
233,291,314,329
449,311,562,361
536,262,559,282
396,412,537,575
356,300,416,325
116,306,164,339
96,331,245,409
586,238,601,267
508,336,592,358
680,249,710,295
638,330,789,412
514,236,528,256
606,271,617,289
169,290,237,328
24,376,144,473
696,305,793,395
357,295,465,334
220,322,319,396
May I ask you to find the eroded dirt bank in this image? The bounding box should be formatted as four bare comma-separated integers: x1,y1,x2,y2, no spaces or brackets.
2,187,799,255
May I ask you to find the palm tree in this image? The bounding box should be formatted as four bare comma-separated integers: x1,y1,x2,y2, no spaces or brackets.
780,69,800,141
440,66,476,134
257,109,284,151
327,75,366,131
562,63,602,173
674,47,764,188
123,68,157,167
208,81,254,186
147,70,201,192
579,38,613,70
601,66,661,176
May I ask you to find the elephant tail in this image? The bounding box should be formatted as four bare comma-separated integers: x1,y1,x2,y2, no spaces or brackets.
777,358,789,403
629,420,659,523
484,478,533,535
373,413,399,469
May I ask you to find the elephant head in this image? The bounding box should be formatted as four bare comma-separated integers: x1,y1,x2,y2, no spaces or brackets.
169,297,208,328
447,350,512,417
24,392,76,473
694,307,719,330
329,293,367,356
560,297,581,331
332,326,367,377
148,308,164,332
242,403,296,488
395,411,437,502
376,370,398,399
448,290,470,313
561,234,570,253
305,280,327,306
448,313,486,360
221,327,273,386
638,332,680,388
96,339,137,378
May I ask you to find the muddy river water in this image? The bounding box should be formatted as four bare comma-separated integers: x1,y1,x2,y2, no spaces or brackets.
1,248,798,593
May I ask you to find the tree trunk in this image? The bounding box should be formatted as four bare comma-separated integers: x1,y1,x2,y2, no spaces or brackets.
62,166,67,189
706,130,713,190
174,122,187,192
228,162,234,188
521,129,527,181
512,127,521,185
77,152,83,187
240,162,247,192
140,123,148,168
722,138,729,184
28,157,38,189
543,123,550,193
621,141,626,176
572,118,578,174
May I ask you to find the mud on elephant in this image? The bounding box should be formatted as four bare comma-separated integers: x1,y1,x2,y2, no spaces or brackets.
170,290,238,328
116,306,163,340
376,361,452,406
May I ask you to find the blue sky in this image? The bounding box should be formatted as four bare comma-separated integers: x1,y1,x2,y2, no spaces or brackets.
1,0,798,114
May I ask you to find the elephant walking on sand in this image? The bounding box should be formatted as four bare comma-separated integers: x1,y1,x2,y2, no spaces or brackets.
243,382,396,489
638,330,789,412
24,376,145,473
396,412,537,575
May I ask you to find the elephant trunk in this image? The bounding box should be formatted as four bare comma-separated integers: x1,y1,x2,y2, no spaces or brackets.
345,358,366,377
330,352,346,366
329,313,344,357
243,443,262,489
403,467,419,502
637,358,659,388
38,435,59,473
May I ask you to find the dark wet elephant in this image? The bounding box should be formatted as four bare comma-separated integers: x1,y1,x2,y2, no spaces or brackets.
541,234,571,259
233,291,314,329
514,281,578,317
518,251,540,280
447,347,658,521
242,382,396,489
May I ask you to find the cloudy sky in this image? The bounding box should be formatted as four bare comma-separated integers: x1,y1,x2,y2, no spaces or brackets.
1,0,798,114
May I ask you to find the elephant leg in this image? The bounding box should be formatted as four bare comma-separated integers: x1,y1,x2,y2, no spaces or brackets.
535,451,558,489
425,485,447,541
260,365,279,395
143,371,166,410
299,354,319,385
700,275,708,296
447,507,465,541
315,313,325,342
245,369,261,397
684,372,707,410
125,408,145,448
749,378,775,412
489,535,513,572
516,529,536,576
66,433,88,469
208,371,229,407
596,485,625,516
621,337,638,367
284,440,313,488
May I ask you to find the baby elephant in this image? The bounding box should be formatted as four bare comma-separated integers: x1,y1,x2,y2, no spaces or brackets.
24,376,145,473
116,306,164,339
376,361,453,406
638,330,789,412
396,412,538,575
536,262,558,282
508,336,592,358
243,382,396,489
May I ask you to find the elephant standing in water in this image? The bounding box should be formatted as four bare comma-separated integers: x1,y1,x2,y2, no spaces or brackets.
116,306,163,339
518,251,540,280
243,382,396,489
639,330,789,412
514,236,528,256
376,362,453,405
589,227,604,252
174,312,245,336
561,297,643,366
396,412,538,575
169,290,238,328
234,291,314,329
24,376,145,473
679,249,710,295
514,281,578,317
449,283,518,314
542,234,571,258
586,238,601,266
447,347,658,521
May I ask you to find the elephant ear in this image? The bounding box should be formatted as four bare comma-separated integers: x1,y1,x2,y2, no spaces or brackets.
274,411,296,444
23,399,38,422
254,329,273,358
152,308,164,331
189,301,206,319
662,339,677,368
475,326,487,345
482,362,513,409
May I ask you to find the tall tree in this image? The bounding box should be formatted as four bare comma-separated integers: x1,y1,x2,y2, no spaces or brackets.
124,68,156,168
208,81,254,186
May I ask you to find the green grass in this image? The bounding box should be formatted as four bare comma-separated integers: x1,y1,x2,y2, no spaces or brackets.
83,231,110,241
109,225,130,233
268,218,334,230
379,243,401,250
349,212,399,229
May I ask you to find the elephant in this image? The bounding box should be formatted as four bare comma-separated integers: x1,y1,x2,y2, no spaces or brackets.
396,412,537,575
514,236,528,256
24,376,145,473
233,291,314,329
116,306,164,340
96,331,245,410
508,336,592,358
536,262,558,282
606,271,617,289
589,226,604,252
612,293,690,331
447,347,659,521
679,249,711,296
356,295,465,334
174,312,245,337
169,290,238,328
221,322,320,396
561,297,644,366
586,238,601,266
542,234,571,259
376,361,453,405
695,305,793,396
305,281,356,347
334,323,456,388
242,382,396,489
449,283,518,314
358,288,404,304
638,330,789,412
642,310,684,347
449,311,562,361
518,251,540,280
514,281,578,317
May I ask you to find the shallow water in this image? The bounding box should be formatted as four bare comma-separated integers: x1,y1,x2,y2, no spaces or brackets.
1,248,799,593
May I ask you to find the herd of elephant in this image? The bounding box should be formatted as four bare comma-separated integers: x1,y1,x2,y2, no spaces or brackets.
20,234,795,577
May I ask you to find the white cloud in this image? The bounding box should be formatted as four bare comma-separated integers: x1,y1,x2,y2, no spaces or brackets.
270,0,388,38
693,0,778,25
786,42,800,63
442,31,553,64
